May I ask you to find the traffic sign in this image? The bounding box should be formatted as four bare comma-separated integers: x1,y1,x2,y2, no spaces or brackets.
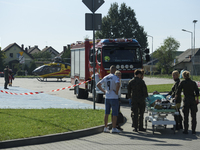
19,56,25,64
19,52,24,56
85,13,102,30
82,0,104,13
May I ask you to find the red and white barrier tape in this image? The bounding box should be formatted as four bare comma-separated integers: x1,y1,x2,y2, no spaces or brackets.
196,81,200,88
0,80,90,95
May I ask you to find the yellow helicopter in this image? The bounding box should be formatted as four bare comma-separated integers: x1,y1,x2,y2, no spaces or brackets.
32,57,70,82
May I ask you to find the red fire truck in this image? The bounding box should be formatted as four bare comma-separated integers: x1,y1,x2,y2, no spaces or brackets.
70,39,149,102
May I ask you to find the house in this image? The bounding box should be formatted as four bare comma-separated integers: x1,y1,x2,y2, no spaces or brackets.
143,51,184,74
27,45,41,54
41,46,59,58
2,43,34,72
174,48,200,75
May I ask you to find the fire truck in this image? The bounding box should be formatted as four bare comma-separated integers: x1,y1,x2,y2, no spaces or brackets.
70,39,149,102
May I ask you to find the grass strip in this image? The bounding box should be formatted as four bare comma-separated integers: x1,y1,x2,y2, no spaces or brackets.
147,84,173,93
0,109,109,141
146,74,200,81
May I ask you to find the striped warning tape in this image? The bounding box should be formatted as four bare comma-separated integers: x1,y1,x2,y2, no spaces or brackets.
0,80,90,95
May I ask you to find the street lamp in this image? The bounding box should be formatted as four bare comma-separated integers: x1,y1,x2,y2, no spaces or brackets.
193,20,197,52
182,29,193,55
182,29,193,77
147,35,153,75
193,20,198,75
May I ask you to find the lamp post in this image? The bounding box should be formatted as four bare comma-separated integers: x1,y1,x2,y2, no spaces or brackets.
147,35,153,75
193,20,197,52
182,29,193,77
193,20,197,75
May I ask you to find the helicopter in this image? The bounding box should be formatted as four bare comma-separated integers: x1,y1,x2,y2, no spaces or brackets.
32,57,70,82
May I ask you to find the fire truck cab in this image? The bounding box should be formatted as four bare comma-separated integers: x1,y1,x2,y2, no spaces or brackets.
70,39,149,102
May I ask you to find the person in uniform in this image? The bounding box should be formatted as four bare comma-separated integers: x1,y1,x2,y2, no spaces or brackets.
176,71,199,134
4,66,9,89
128,69,148,132
168,70,183,130
97,65,121,133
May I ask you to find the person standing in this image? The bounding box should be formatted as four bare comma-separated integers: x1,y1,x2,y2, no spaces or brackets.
176,71,199,134
4,66,9,89
128,69,148,132
168,70,183,130
97,65,120,133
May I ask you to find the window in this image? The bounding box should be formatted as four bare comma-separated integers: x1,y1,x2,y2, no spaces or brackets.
97,48,101,65
16,53,20,58
10,53,13,58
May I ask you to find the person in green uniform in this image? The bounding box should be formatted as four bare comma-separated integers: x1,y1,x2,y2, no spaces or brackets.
4,66,9,89
168,70,183,130
176,71,199,134
128,69,148,132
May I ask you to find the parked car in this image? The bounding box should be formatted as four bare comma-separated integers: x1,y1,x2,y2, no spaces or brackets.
0,71,4,77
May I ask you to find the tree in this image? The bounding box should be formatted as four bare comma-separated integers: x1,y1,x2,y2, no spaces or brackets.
29,61,37,75
0,47,6,71
96,2,148,48
61,46,71,63
32,51,51,61
153,37,180,74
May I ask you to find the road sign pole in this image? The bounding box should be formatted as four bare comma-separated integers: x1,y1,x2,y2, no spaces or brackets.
83,0,104,110
92,0,96,110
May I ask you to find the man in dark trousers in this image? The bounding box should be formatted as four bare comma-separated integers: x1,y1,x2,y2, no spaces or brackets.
168,70,183,130
128,69,148,132
176,71,199,134
4,66,9,89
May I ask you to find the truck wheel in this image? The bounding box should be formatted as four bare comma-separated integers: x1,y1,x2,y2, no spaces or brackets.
126,94,128,99
76,88,84,98
96,94,103,103
83,91,89,99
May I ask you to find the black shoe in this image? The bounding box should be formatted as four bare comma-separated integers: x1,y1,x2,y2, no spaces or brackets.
192,131,196,134
139,128,146,132
133,128,138,132
179,124,183,130
171,127,179,130
183,130,188,134
117,126,123,131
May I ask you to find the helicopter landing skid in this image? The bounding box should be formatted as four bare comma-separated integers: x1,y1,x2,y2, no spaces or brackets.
36,77,66,82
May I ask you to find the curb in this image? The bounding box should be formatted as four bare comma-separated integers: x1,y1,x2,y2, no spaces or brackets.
0,123,112,149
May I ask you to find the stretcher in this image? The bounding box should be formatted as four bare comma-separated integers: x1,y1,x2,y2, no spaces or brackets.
145,95,179,134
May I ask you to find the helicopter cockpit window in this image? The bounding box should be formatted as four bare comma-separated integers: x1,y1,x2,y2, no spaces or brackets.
51,66,61,73
43,66,51,74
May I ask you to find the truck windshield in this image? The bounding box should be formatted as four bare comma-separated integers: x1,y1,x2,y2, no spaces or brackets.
102,47,141,63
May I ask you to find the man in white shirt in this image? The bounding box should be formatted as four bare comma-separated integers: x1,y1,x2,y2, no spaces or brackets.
97,65,120,133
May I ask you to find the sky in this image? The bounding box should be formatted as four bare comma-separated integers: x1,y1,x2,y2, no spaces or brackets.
0,0,200,53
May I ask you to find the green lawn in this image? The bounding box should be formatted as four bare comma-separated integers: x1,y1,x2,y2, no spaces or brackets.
147,84,173,93
146,74,200,81
0,109,109,141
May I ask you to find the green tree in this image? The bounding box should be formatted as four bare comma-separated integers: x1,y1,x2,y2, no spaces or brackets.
29,61,37,75
0,47,6,71
32,51,51,61
96,2,148,48
61,46,71,63
153,37,180,74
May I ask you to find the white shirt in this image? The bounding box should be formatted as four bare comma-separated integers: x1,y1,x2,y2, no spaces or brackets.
100,73,119,99
118,79,122,98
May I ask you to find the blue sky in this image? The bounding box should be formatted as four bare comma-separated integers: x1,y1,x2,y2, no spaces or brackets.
0,0,199,53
